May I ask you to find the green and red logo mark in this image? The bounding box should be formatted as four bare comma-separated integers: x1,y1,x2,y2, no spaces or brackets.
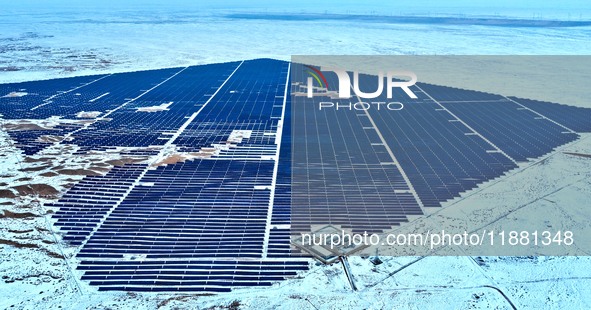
305,65,330,90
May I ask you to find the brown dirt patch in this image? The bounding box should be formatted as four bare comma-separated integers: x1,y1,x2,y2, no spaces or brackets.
0,210,37,219
12,184,59,198
0,239,64,259
2,123,50,131
91,167,111,173
55,169,101,176
153,154,187,166
0,239,37,248
106,157,147,166
0,189,16,199
39,171,58,177
23,157,52,163
20,165,51,172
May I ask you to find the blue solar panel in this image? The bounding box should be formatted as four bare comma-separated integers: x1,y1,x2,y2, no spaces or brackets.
63,62,241,153
39,59,307,292
4,59,589,292
508,97,591,133
50,164,146,245
441,99,579,162
0,74,108,119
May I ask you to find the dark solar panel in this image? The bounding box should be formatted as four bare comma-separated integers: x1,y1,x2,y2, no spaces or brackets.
4,59,591,292
509,97,591,133
50,164,146,246
59,59,306,292
441,99,579,162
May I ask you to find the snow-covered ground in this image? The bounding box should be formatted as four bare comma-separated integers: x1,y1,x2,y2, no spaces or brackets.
2,4,591,310
1,7,591,84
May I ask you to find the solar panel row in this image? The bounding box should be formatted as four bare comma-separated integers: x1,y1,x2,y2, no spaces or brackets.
509,97,591,133
0,74,108,119
49,164,146,245
77,260,308,292
267,93,302,258
364,96,519,207
440,99,579,162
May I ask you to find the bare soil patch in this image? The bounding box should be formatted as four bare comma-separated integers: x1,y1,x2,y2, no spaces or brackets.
12,184,59,198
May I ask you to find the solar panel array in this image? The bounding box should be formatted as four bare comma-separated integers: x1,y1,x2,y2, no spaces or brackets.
79,160,274,259
2,59,591,292
62,63,241,154
508,97,591,133
290,67,590,234
443,100,578,162
64,59,303,292
363,96,519,208
48,164,146,246
0,68,183,155
290,103,420,231
0,74,108,119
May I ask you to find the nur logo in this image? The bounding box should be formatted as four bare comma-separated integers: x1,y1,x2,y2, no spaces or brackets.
305,66,418,100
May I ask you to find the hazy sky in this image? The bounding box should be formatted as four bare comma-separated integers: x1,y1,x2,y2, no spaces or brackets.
2,0,590,11
1,0,590,21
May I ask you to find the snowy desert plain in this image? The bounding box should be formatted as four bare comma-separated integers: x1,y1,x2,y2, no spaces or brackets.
2,2,591,309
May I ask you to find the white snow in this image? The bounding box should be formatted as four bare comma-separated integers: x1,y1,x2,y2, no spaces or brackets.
2,92,28,98
1,9,591,85
135,102,173,112
75,111,102,118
